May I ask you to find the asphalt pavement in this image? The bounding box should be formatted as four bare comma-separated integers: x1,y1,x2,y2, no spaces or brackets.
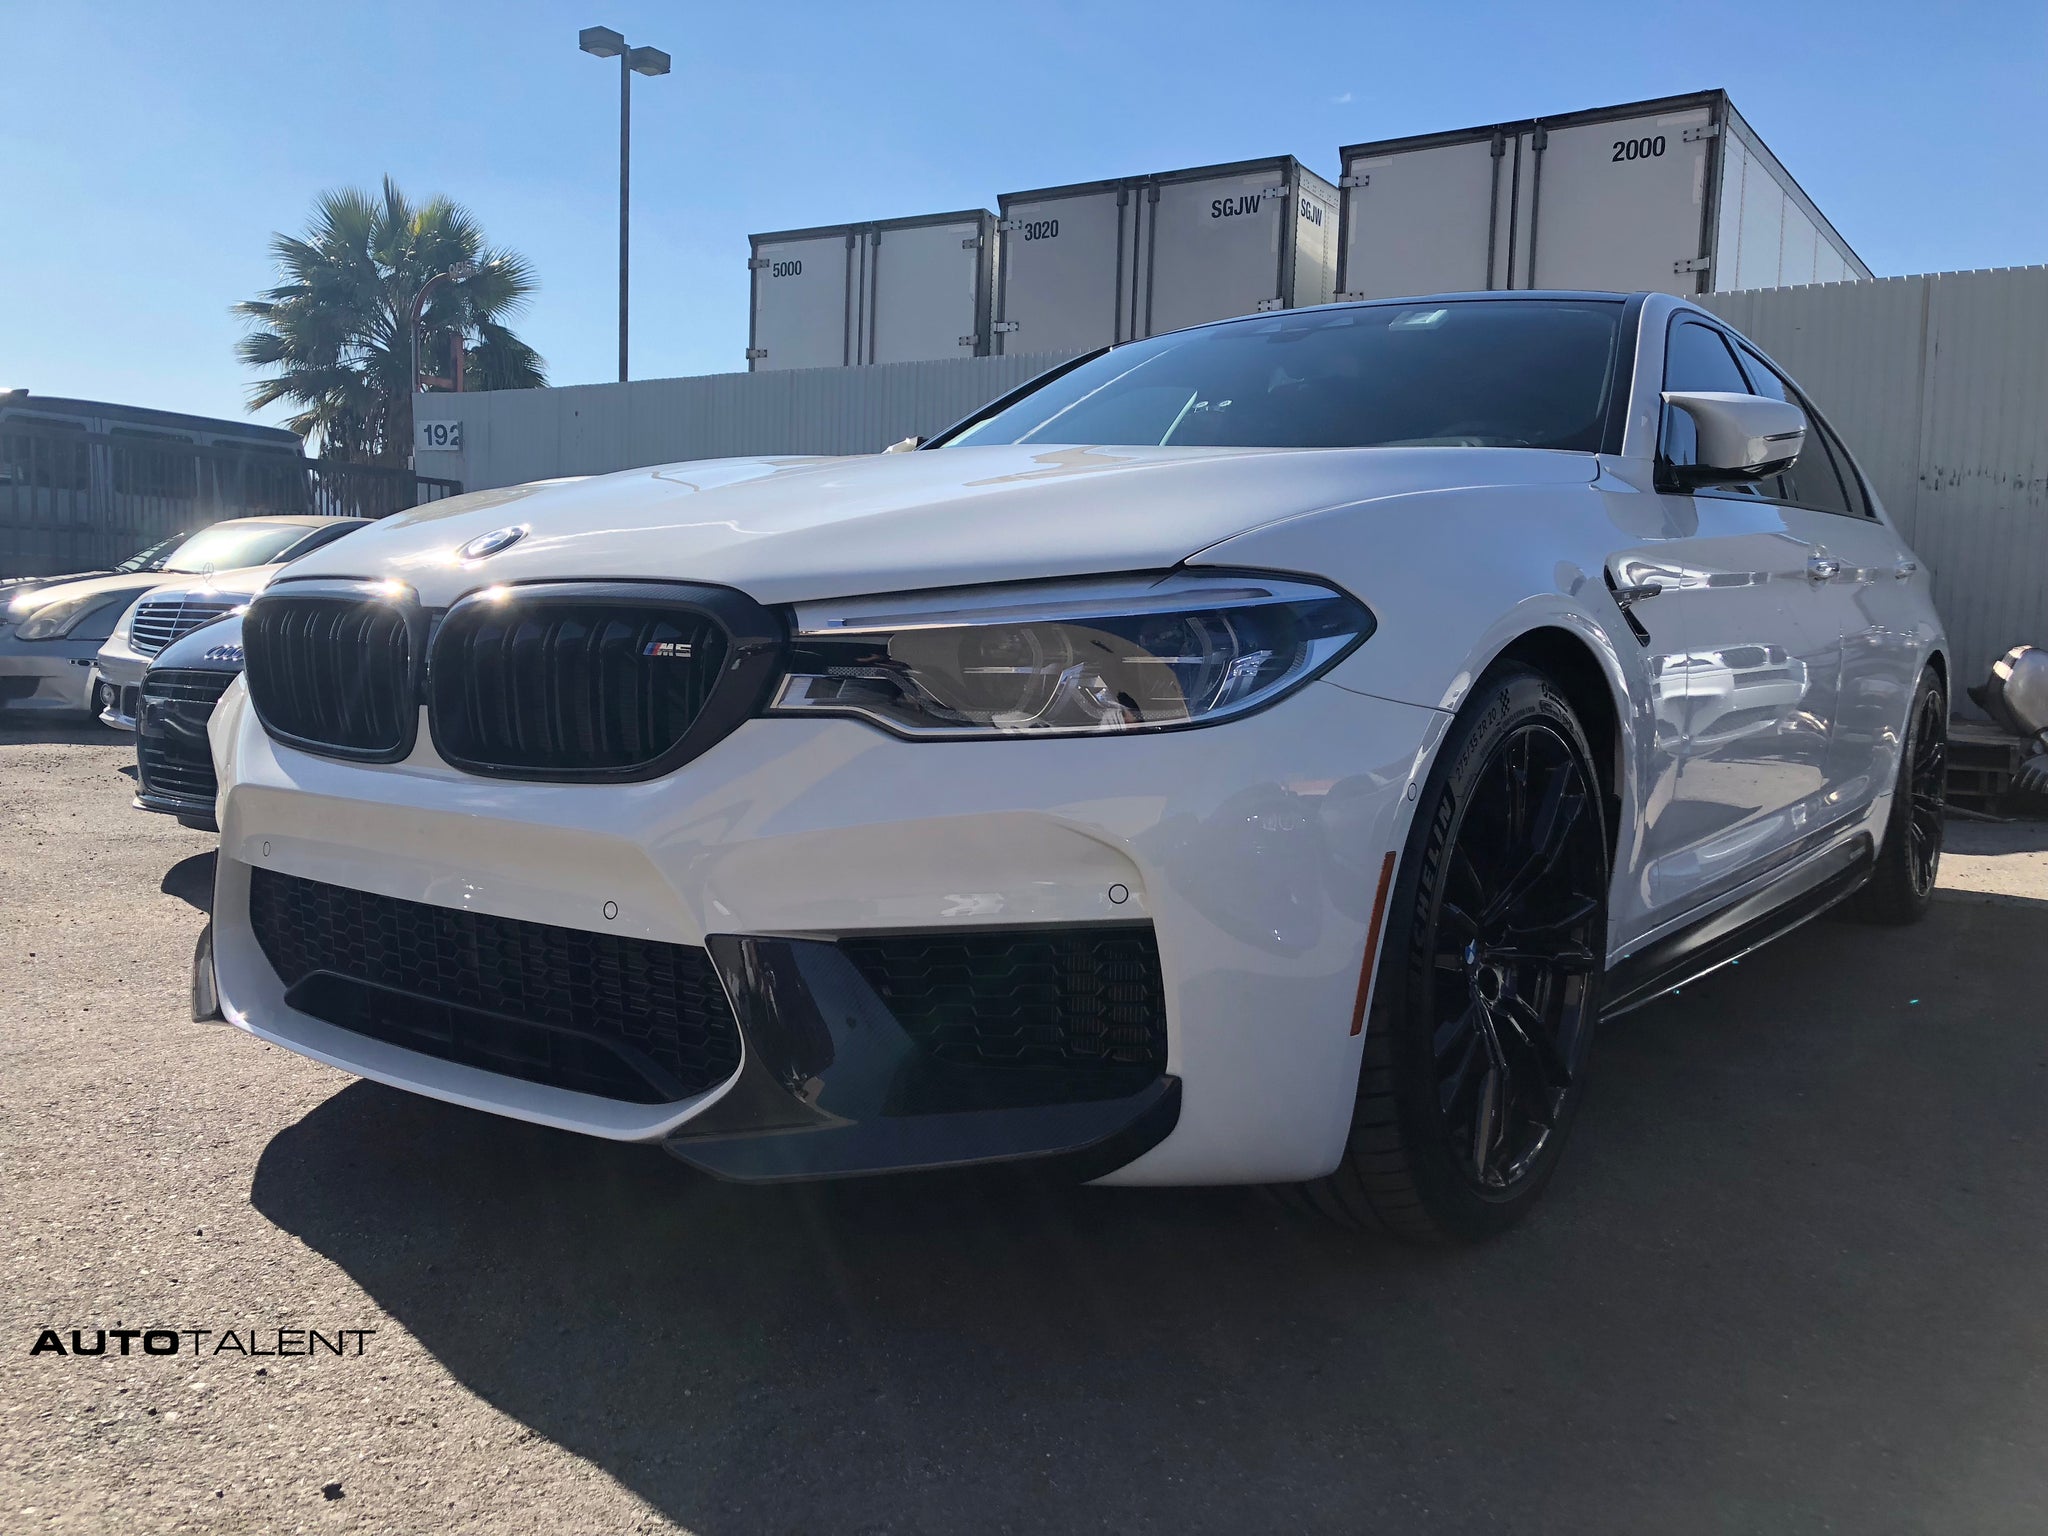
4,715,2047,1534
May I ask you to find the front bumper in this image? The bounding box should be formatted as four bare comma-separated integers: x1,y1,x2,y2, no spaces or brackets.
134,679,224,828
95,643,148,730
0,630,98,714
209,680,1440,1185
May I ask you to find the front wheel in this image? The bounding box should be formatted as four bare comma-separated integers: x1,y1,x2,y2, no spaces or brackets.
1292,665,1611,1243
1849,667,1946,925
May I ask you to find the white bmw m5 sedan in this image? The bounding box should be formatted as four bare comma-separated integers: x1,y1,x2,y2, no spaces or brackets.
202,291,1947,1241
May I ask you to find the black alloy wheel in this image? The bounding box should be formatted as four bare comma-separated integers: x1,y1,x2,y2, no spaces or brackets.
1904,680,1948,899
1851,667,1947,925
1430,720,1605,1194
1293,664,1611,1242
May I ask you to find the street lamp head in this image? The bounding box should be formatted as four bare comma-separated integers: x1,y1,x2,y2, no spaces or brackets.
578,25,626,57
627,45,671,77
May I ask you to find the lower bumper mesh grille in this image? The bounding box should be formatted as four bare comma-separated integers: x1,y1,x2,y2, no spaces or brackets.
137,739,215,804
249,869,743,1104
840,927,1169,1091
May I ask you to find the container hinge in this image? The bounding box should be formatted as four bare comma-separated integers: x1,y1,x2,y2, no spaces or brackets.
1260,185,1288,200
1682,123,1721,143
991,320,1021,335
1336,291,1370,303
744,347,768,360
996,219,1024,232
746,257,770,270
1339,173,1368,190
961,235,984,249
1672,256,1712,275
957,334,978,348
1254,298,1286,313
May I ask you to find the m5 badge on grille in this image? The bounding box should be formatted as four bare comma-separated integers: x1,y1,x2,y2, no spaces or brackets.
642,639,694,660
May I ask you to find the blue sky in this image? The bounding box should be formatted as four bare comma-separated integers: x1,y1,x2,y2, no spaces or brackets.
3,0,2042,428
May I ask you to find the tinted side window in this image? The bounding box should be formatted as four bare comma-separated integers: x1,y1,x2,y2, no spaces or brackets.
1661,321,1752,471
1733,346,1855,516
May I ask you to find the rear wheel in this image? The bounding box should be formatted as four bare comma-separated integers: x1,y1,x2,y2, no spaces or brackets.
1293,666,1610,1243
1849,667,1946,925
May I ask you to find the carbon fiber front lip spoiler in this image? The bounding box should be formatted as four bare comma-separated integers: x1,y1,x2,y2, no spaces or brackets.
664,933,1179,1184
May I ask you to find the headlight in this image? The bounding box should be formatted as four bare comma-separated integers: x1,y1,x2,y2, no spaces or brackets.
15,592,117,641
770,571,1373,737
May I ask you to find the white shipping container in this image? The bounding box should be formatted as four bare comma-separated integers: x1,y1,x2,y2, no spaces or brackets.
994,157,1339,354
747,210,997,371
1336,91,1871,302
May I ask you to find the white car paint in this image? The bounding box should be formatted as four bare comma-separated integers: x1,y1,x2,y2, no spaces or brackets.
207,293,1945,1187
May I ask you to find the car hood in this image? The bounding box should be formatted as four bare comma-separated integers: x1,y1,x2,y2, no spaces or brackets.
134,563,287,606
278,443,1599,606
3,570,168,618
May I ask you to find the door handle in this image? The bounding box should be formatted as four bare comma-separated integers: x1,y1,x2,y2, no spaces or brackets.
1894,559,1918,581
1610,582,1663,608
1806,554,1842,582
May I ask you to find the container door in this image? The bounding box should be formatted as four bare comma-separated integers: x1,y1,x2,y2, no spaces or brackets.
996,189,1128,355
1289,175,1339,308
869,220,986,365
750,234,857,371
1518,104,1715,296
1143,168,1287,336
1340,137,1511,300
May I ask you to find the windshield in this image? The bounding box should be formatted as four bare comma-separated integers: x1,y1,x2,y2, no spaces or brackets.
944,299,1625,453
114,533,189,573
163,522,318,574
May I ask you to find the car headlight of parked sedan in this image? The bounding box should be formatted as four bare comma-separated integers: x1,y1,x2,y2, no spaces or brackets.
13,591,128,640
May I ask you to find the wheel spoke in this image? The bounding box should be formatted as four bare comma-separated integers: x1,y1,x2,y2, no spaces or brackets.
1480,770,1587,928
1497,996,1573,1089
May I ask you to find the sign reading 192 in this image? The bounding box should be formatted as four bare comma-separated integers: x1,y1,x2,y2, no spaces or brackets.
415,419,463,453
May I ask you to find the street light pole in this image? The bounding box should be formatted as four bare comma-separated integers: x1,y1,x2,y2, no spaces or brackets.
580,26,670,384
406,260,475,468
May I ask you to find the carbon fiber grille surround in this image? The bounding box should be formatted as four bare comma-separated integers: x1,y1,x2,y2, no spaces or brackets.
839,927,1169,1085
249,868,743,1103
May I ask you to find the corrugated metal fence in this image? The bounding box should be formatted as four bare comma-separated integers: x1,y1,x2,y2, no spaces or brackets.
1704,266,2048,688
0,429,462,576
415,352,1080,494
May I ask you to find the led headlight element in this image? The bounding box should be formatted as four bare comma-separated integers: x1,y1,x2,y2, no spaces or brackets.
771,571,1373,738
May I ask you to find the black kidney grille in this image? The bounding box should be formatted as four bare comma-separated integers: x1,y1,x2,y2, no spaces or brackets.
244,596,414,755
839,927,1169,1086
249,867,742,1104
430,604,729,774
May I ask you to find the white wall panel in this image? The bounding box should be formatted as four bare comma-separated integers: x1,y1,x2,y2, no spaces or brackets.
1706,266,2048,690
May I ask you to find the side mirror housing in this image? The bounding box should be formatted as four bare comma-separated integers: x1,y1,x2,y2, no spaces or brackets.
1662,390,1805,484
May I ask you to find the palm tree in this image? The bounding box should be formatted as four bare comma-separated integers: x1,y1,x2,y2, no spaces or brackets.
236,176,545,463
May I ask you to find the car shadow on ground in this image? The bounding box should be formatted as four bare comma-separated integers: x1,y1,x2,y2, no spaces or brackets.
161,849,214,912
247,896,2048,1533
0,717,117,747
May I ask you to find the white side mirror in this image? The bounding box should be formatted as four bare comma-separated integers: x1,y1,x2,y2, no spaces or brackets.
883,435,923,454
1662,391,1805,483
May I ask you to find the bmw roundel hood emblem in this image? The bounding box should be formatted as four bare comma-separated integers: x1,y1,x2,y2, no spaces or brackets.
459,525,526,561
